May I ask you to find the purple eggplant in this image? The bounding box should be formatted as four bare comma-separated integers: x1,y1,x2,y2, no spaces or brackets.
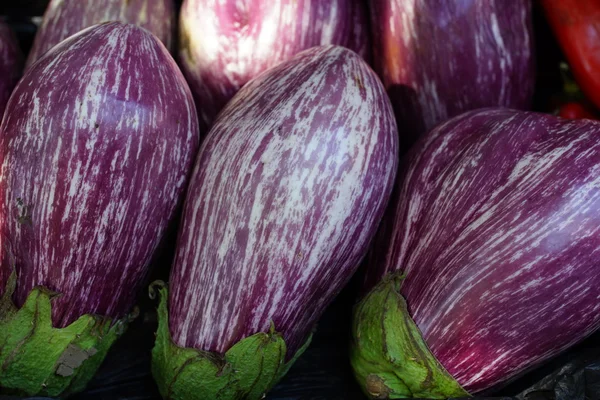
370,0,535,149
179,0,371,132
151,45,398,399
0,22,199,397
0,22,22,118
352,108,600,398
25,0,176,68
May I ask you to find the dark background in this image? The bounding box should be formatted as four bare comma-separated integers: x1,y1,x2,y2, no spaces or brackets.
0,1,596,400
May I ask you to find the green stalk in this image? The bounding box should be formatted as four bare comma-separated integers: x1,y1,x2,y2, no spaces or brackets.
150,281,311,400
0,271,132,397
350,274,470,399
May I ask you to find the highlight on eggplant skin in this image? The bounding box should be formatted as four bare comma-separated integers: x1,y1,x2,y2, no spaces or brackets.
0,21,200,328
25,0,176,69
168,44,398,358
369,0,535,149
179,0,371,132
361,108,600,394
0,21,22,119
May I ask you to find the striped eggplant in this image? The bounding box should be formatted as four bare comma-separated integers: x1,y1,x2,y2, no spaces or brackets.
151,45,398,400
25,0,175,68
179,0,371,132
351,108,600,399
0,22,22,119
369,0,535,150
0,22,199,397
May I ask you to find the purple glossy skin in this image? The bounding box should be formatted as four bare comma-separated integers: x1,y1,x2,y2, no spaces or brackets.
169,45,398,357
26,0,175,68
0,22,200,328
0,22,22,119
179,0,371,132
364,108,600,392
370,0,535,149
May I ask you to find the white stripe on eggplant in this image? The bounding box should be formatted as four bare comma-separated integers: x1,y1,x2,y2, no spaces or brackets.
26,0,175,69
0,22,199,328
369,0,534,148
179,0,371,132
364,108,600,393
169,45,398,357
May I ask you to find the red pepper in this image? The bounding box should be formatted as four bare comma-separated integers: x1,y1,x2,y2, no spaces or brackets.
558,102,598,120
540,0,600,111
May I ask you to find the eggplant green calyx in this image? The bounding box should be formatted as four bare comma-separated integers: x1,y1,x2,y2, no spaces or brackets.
350,273,470,399
0,271,132,397
150,280,312,400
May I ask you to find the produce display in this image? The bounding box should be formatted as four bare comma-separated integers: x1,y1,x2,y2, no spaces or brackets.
178,0,371,131
0,21,22,118
0,21,198,397
1,0,600,399
152,44,398,400
369,0,536,149
25,0,175,68
352,108,600,398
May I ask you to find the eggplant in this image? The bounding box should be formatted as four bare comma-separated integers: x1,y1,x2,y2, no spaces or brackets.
0,22,199,397
369,0,535,149
179,0,371,132
25,0,176,68
0,22,22,119
351,108,600,398
151,45,398,400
